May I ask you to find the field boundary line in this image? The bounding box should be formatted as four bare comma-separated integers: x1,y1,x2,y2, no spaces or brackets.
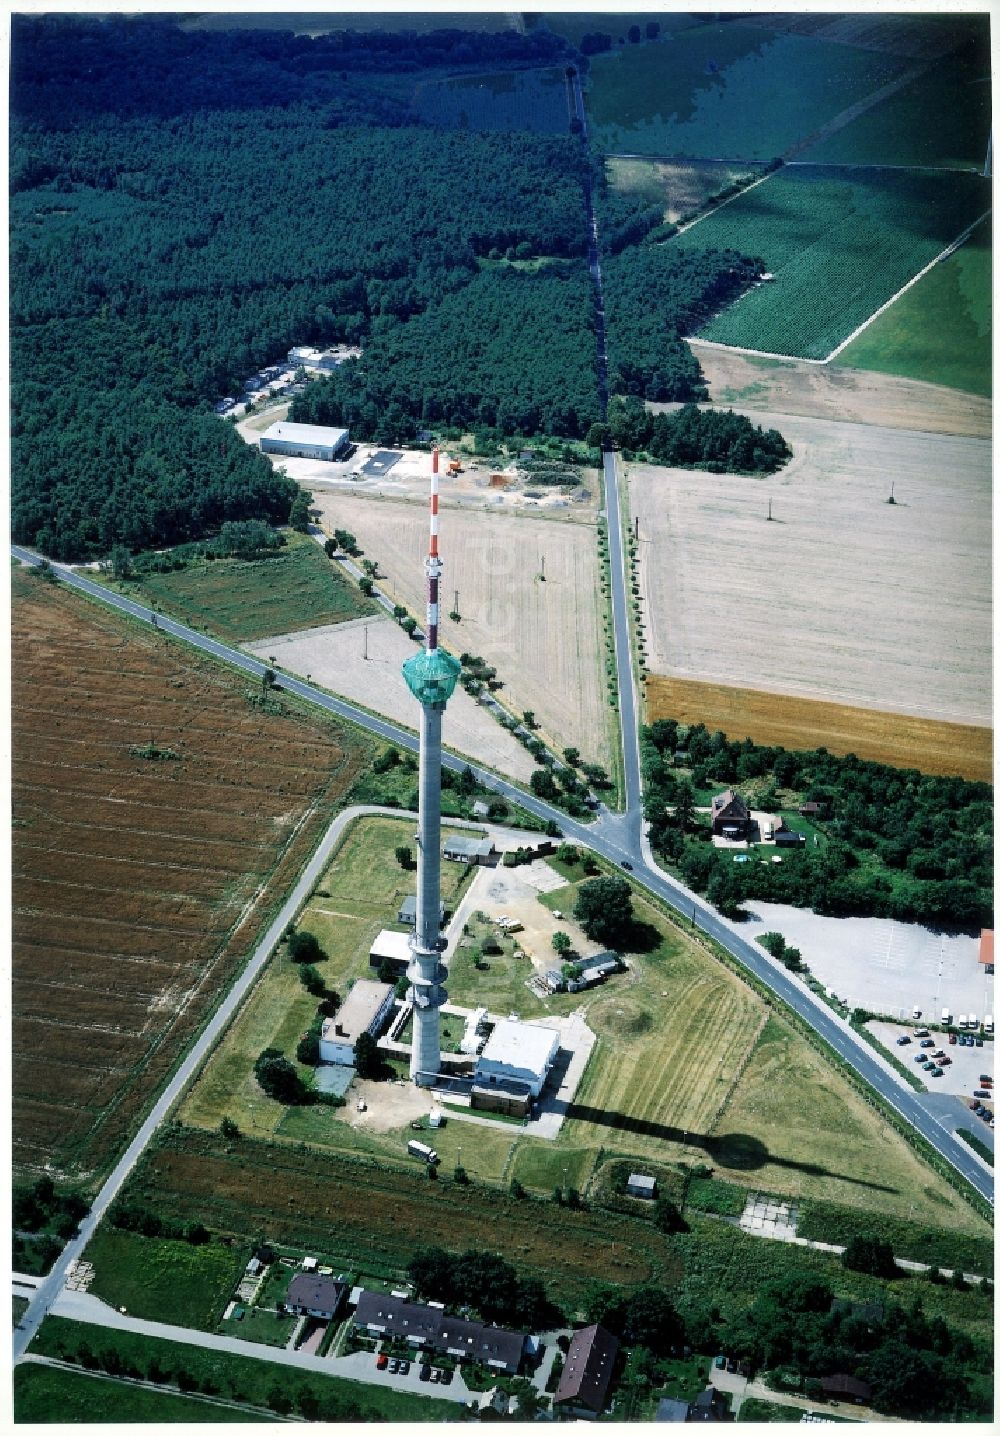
824,209,993,360
685,206,992,369
707,1008,770,1134
670,168,777,237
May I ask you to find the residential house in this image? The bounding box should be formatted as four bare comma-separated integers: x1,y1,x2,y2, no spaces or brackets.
353,1291,524,1373
284,1273,346,1319
626,1174,656,1200
819,1375,872,1405
553,1323,619,1417
688,1386,731,1422
710,790,751,840
443,835,495,865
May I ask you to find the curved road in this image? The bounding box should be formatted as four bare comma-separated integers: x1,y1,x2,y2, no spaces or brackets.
10,547,993,1214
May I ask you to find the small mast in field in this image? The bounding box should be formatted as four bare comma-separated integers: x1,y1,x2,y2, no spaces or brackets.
401,447,461,1086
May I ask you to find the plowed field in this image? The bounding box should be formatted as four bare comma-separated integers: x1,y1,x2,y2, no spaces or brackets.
646,676,992,781
11,568,371,1184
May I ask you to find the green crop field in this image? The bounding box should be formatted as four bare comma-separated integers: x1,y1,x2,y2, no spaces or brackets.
113,532,376,644
835,217,991,395
669,165,991,358
585,24,907,159
801,45,991,170
412,67,569,134
14,1362,266,1424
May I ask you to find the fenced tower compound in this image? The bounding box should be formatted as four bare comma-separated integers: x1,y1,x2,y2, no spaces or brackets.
402,447,461,1085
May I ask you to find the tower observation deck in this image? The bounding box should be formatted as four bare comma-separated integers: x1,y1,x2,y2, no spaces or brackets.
402,448,461,1086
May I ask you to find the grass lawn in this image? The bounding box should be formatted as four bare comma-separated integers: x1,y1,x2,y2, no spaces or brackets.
31,1316,455,1421
181,815,471,1139
510,1142,598,1197
739,1395,805,1421
14,1362,266,1423
84,1229,249,1330
835,217,991,396
708,1017,995,1235
585,24,907,158
445,934,551,1017
219,1303,294,1348
113,532,377,643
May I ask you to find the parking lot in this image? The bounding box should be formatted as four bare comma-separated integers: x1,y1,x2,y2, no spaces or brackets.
868,1018,994,1109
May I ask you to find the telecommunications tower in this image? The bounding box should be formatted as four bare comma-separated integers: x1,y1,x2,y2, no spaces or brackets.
402,448,461,1085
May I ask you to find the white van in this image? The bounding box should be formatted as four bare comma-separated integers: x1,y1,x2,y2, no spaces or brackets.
958,1015,968,1029
984,1015,994,1034
969,1012,977,1029
941,1007,952,1025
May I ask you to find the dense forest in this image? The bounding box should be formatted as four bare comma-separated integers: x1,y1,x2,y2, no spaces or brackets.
11,13,773,557
605,398,792,473
601,245,764,400
290,263,600,442
10,17,592,557
642,720,993,928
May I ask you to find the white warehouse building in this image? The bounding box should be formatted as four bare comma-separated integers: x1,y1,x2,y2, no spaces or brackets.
474,1017,560,1097
259,420,350,462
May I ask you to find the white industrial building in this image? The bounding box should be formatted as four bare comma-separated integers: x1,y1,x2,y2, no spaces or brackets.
319,979,395,1065
475,1017,560,1097
368,928,413,975
259,420,350,462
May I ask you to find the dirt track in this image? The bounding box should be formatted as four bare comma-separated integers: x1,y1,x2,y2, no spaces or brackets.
630,409,991,729
690,342,992,438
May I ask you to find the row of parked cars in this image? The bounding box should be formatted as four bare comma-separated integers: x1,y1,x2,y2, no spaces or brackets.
969,1100,994,1126
375,1352,453,1383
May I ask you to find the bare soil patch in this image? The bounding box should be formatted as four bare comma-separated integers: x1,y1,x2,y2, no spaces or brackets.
309,493,612,768
11,567,371,1185
646,676,992,781
689,342,992,438
245,615,534,782
630,410,991,729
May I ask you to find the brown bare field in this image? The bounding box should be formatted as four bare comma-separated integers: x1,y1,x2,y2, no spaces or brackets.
646,676,992,781
246,615,534,782
629,409,991,733
310,493,613,768
11,567,372,1185
690,341,992,438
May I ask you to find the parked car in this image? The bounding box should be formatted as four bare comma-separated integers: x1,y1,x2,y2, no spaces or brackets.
914,1027,930,1038
931,1050,945,1059
377,1354,388,1370
975,1036,984,1046
938,1055,952,1065
430,1369,441,1383
949,1033,958,1044
920,1038,935,1048
388,1358,398,1374
399,1360,410,1375
896,1035,911,1046
440,1369,453,1385
915,1053,928,1064
973,1090,992,1100
928,1066,943,1077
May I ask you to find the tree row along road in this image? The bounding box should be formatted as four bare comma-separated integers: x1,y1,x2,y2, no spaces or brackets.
10,548,993,1227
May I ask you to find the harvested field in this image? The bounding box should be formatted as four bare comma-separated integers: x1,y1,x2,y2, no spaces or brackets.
244,616,533,782
691,341,992,439
11,567,372,1184
309,493,612,768
629,409,991,730
645,676,992,781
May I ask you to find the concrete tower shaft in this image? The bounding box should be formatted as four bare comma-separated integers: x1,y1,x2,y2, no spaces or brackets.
401,448,460,1087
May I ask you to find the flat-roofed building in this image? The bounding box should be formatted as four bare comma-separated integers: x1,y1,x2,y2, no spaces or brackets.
368,928,413,975
260,420,350,462
443,834,495,865
320,979,395,1065
475,1017,559,1097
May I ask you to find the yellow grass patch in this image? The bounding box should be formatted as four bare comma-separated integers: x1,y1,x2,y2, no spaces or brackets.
646,675,992,781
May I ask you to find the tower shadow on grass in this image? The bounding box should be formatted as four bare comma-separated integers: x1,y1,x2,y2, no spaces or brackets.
563,1104,899,1194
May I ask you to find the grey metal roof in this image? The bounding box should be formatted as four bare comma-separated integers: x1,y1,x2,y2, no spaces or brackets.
260,421,349,447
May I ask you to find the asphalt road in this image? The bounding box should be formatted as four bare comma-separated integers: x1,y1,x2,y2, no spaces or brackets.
11,547,993,1209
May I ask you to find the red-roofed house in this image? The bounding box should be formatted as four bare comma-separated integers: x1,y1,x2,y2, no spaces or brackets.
553,1323,619,1417
979,930,994,973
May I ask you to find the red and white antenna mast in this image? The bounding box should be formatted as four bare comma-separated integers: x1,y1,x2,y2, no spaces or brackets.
425,446,442,651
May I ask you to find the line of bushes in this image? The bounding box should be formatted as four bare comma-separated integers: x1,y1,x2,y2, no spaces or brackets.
796,1199,993,1276
954,1130,994,1169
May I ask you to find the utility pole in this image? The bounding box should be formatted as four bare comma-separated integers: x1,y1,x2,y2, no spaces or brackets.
887,482,896,505
539,554,545,582
767,498,773,521
363,625,368,661
634,516,639,540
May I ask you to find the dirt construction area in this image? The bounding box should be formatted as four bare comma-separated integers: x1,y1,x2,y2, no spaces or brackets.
244,615,534,782
309,493,613,769
691,342,992,439
630,408,991,729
